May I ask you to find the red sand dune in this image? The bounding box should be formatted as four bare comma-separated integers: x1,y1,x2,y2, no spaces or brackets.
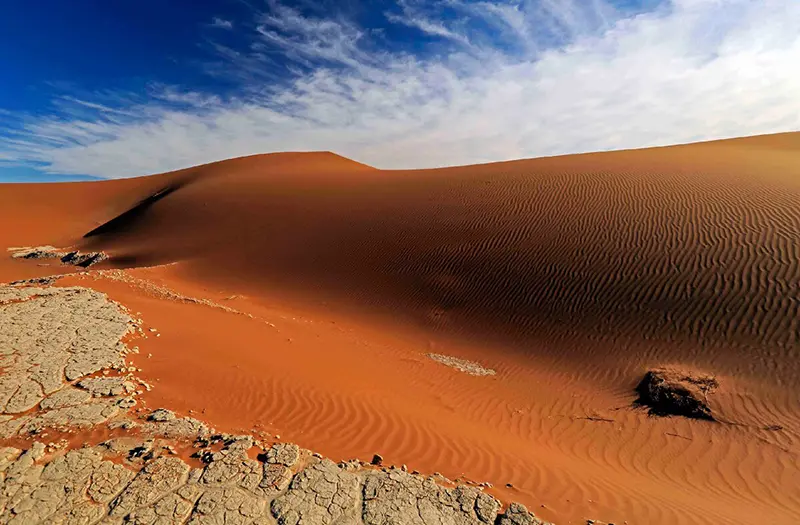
1,133,800,524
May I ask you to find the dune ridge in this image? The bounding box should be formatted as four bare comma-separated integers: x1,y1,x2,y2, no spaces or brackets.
1,133,799,524
74,134,800,377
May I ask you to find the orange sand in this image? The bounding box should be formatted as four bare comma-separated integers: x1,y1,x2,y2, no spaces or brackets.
2,134,800,524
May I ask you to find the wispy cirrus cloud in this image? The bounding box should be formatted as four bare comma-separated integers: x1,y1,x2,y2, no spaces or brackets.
385,0,474,47
1,0,799,178
210,17,233,30
255,3,373,69
387,0,619,53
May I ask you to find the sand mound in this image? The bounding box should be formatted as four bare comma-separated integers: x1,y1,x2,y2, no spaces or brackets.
55,137,800,364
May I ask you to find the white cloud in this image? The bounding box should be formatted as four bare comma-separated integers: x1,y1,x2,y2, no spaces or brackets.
255,4,371,69
385,1,473,47
1,0,799,178
210,17,233,30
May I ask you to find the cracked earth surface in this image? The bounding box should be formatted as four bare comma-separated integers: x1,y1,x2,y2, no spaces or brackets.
0,284,551,524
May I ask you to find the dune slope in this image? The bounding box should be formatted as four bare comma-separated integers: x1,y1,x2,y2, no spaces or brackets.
80,138,800,376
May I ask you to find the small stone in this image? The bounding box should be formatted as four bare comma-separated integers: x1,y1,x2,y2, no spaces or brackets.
371,454,383,466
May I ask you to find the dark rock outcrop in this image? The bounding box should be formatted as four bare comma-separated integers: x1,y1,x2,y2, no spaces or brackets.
636,367,718,420
9,246,108,268
60,250,108,268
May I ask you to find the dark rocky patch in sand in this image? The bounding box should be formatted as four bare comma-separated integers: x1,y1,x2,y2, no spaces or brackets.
9,246,108,268
635,367,718,420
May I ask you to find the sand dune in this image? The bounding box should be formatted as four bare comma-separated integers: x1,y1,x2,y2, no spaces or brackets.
1,133,799,524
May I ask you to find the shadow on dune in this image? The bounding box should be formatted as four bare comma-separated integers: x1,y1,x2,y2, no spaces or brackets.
65,140,800,383
83,183,183,238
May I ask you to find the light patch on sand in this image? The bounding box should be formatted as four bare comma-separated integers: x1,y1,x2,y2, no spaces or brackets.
427,353,496,377
83,269,276,328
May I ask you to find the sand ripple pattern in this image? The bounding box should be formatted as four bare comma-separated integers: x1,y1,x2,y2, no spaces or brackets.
75,143,800,381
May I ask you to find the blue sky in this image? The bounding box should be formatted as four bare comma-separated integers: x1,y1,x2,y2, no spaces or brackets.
1,0,799,181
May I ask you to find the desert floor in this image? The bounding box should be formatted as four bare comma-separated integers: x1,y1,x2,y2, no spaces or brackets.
1,133,799,524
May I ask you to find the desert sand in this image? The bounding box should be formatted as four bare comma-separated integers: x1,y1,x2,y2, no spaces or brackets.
0,283,522,524
1,132,799,524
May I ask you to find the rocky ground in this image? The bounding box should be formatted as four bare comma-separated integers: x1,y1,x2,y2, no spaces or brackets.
0,283,551,524
9,246,108,268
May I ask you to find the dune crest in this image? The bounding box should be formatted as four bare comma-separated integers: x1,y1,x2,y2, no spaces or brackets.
77,134,800,372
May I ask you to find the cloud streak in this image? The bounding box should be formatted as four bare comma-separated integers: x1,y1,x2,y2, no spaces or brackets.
1,0,799,178
210,17,233,29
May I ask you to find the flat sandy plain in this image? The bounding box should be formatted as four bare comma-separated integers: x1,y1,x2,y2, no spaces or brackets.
1,132,799,524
